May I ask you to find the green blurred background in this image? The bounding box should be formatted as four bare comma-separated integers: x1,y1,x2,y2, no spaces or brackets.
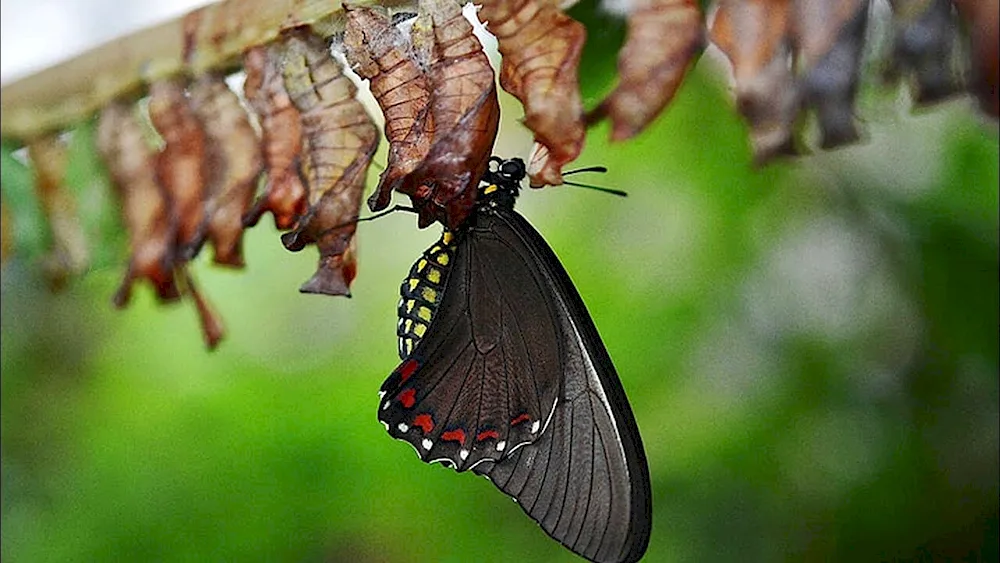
2,10,999,562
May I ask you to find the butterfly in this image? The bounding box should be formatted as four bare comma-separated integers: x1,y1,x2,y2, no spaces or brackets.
379,156,651,563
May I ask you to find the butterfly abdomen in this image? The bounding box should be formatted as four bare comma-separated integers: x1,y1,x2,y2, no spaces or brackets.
396,230,458,359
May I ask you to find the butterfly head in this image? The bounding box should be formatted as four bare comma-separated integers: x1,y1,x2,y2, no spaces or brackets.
479,157,526,209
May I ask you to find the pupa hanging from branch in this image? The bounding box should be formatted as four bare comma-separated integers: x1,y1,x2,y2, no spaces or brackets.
278,28,379,296
795,0,869,148
589,0,704,142
147,78,232,350
188,72,263,267
344,6,433,214
479,0,588,187
27,135,90,289
242,44,309,231
710,0,799,161
147,78,209,256
403,0,500,229
96,102,181,307
348,0,499,230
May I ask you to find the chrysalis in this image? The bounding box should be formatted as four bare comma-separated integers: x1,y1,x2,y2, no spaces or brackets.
278,29,379,296
188,73,263,267
243,45,309,231
96,103,180,306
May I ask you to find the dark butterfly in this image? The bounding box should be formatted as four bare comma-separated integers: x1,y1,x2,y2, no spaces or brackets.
379,157,651,563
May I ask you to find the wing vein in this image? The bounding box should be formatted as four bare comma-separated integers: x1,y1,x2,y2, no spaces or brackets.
591,395,616,559
410,338,472,412
550,401,575,532
571,403,597,551
484,244,546,421
433,347,481,453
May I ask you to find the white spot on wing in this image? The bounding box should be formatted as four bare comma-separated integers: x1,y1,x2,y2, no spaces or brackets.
496,440,506,452
422,438,433,450
460,449,470,460
380,421,389,431
382,401,390,411
378,391,386,399
531,420,540,434
397,423,409,433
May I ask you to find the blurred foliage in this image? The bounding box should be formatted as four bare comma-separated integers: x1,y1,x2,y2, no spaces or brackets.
2,15,998,563
62,118,127,269
1,141,51,261
567,0,627,106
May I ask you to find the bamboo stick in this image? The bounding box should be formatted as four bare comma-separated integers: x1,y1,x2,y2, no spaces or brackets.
0,0,412,142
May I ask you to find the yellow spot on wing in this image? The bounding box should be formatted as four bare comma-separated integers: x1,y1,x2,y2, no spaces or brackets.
421,287,437,302
406,300,416,313
417,259,428,272
414,323,426,337
436,253,450,266
417,306,432,321
427,268,441,284
442,232,454,244
484,185,498,194
408,278,419,291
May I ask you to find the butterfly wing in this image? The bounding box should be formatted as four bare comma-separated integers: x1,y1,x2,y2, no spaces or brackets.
471,209,652,563
378,220,563,471
380,203,651,563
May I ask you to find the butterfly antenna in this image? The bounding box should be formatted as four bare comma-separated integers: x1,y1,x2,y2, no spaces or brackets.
558,164,626,196
562,180,628,197
563,165,608,176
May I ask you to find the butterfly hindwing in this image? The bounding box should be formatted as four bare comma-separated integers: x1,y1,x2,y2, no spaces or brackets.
471,209,651,563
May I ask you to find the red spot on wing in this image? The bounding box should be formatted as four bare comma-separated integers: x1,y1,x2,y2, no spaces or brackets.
441,429,467,445
399,359,419,382
398,388,416,408
413,413,434,433
511,413,531,426
476,429,499,442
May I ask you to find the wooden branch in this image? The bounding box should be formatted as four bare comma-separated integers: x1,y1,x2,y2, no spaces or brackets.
0,0,414,143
